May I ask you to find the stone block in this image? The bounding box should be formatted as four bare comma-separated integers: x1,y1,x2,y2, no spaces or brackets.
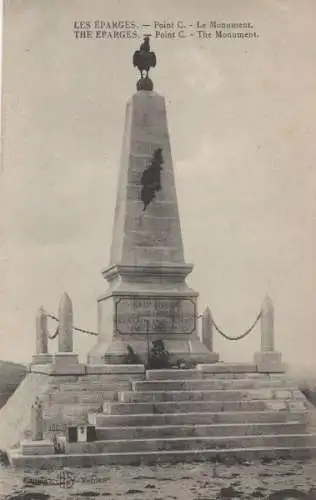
103,399,269,415
270,373,288,380
132,245,184,264
30,364,54,374
95,421,305,441
49,365,86,376
32,353,53,365
274,389,293,400
119,389,274,404
247,388,274,400
45,355,87,375
92,409,295,428
132,137,163,156
292,390,307,400
254,351,285,373
53,353,79,366
288,401,308,412
133,380,186,392
20,439,54,456
126,226,181,248
265,400,287,411
85,364,145,375
65,432,316,455
9,443,316,468
130,215,179,239
197,363,256,373
128,156,149,173
196,353,220,364
126,183,141,201
146,369,201,381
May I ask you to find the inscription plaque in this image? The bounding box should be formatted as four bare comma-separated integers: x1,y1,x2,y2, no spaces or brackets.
115,296,196,335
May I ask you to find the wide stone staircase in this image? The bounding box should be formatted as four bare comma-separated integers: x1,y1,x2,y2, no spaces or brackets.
84,366,316,465
8,364,316,467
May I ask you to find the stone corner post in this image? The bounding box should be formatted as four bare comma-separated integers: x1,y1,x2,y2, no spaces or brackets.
58,292,73,353
31,306,52,365
200,306,219,363
253,295,284,373
53,292,81,371
31,396,43,441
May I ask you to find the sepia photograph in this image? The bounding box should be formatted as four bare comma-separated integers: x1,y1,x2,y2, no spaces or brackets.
0,0,316,498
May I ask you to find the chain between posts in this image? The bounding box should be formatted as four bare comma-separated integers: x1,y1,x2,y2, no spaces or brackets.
45,311,98,338
44,304,262,342
210,310,261,341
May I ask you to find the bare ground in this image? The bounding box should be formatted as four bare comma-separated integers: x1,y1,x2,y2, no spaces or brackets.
1,459,316,500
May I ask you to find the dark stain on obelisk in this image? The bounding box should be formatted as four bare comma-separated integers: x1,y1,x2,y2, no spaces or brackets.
140,148,164,210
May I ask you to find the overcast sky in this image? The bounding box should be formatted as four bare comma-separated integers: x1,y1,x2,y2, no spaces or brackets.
0,0,316,366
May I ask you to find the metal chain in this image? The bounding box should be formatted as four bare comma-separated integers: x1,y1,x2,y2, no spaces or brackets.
71,325,98,336
45,312,98,337
47,326,59,340
211,310,261,341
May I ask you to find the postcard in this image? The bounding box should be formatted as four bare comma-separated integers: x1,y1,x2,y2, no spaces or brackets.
0,1,316,498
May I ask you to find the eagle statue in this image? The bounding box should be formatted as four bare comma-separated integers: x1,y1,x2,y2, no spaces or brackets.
133,36,157,79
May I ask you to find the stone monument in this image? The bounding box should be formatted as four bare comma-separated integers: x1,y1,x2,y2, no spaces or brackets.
88,39,217,365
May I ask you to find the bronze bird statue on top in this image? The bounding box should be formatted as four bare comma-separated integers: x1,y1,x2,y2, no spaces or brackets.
133,36,157,79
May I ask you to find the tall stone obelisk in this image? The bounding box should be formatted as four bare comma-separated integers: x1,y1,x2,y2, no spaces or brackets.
88,39,216,364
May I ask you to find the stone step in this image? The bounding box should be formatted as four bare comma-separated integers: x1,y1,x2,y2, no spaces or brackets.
145,365,258,380
102,399,289,415
202,373,288,381
90,410,307,427
95,421,306,440
9,445,316,468
197,363,258,374
43,402,99,412
43,415,88,428
58,384,128,392
119,388,299,403
132,379,291,392
43,403,96,423
146,369,203,380
67,433,316,454
44,392,112,405
146,371,264,382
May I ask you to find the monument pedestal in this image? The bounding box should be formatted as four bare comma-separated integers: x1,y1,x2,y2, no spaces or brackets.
88,264,214,365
